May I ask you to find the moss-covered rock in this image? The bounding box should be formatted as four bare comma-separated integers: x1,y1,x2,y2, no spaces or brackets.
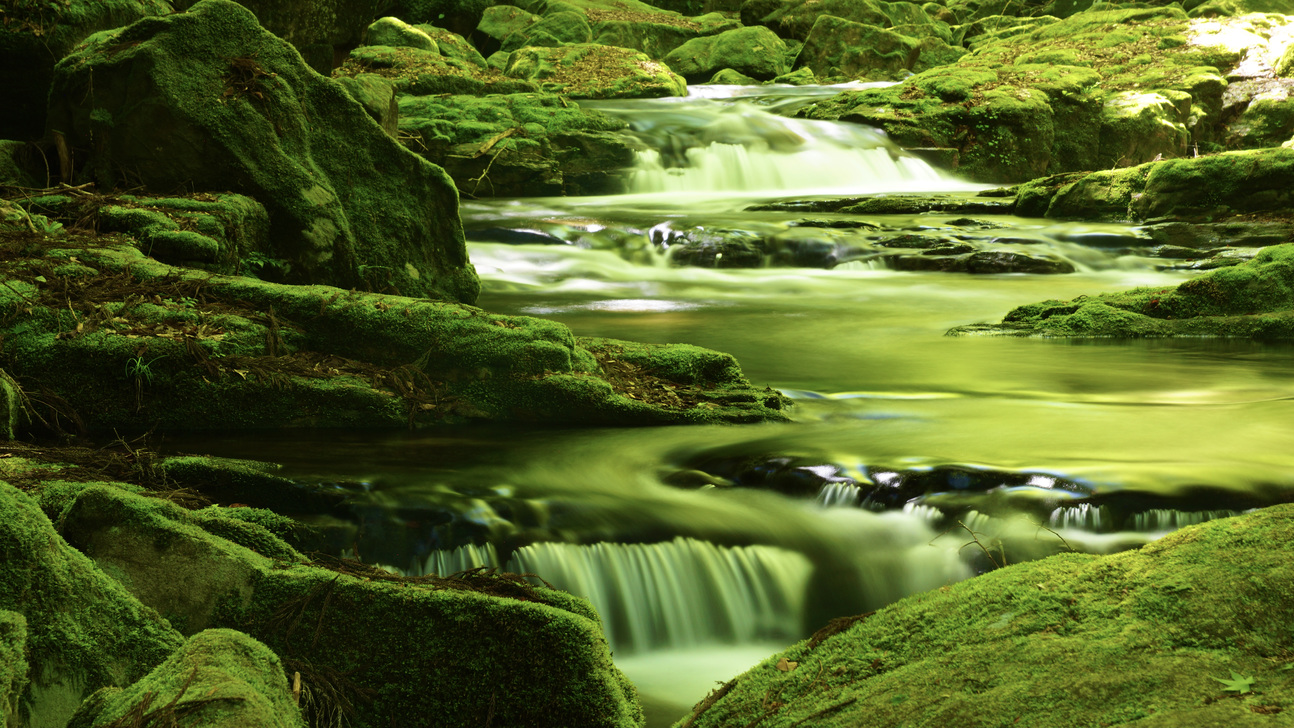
46,0,479,303
334,73,400,136
0,239,788,429
0,483,183,728
397,92,638,196
744,0,951,42
364,15,437,51
948,243,1294,338
798,5,1246,182
504,43,688,97
663,25,788,82
0,611,26,728
503,10,594,51
0,140,41,188
1225,83,1294,149
58,484,644,728
338,43,537,95
68,629,305,728
1017,147,1294,222
795,16,929,82
679,504,1294,728
0,0,173,140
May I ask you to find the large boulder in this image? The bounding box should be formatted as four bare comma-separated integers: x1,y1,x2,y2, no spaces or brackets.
0,483,183,728
663,25,789,82
0,0,172,140
680,504,1294,727
57,484,645,728
68,629,306,728
503,43,687,97
46,0,479,304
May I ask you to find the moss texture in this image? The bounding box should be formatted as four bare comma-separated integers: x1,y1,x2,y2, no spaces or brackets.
0,482,183,728
504,43,688,98
57,483,644,728
663,25,789,82
949,243,1294,338
46,0,479,303
678,504,1294,728
0,611,27,728
67,629,306,728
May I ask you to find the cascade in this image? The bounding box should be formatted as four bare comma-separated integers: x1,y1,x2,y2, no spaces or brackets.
1049,503,1111,532
508,537,811,654
583,88,980,197
817,481,863,507
1131,509,1242,531
416,542,500,577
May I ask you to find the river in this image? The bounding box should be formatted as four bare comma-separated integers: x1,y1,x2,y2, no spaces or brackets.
164,85,1294,725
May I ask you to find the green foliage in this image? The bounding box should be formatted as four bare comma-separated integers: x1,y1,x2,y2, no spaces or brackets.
1212,672,1255,694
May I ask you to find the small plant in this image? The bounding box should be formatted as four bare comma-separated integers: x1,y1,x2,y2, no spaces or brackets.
1213,672,1255,694
125,355,163,385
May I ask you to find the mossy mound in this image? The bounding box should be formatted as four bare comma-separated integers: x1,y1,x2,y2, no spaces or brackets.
58,484,644,728
743,0,953,42
798,5,1245,182
337,42,536,95
0,234,788,430
504,43,688,97
1016,147,1294,222
679,504,1294,728
0,483,183,728
0,0,172,140
68,629,306,728
663,25,789,82
948,243,1294,338
46,0,478,303
397,92,638,197
794,15,964,83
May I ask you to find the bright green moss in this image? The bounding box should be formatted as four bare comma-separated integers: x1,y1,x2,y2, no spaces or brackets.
0,611,27,728
680,505,1294,728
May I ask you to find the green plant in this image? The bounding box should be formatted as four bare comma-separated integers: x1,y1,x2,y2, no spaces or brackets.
1212,672,1255,694
125,355,163,386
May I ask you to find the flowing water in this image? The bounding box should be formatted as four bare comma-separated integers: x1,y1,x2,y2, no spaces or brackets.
166,85,1294,725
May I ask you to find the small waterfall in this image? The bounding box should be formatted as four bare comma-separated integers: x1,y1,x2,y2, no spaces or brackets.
902,502,944,524
416,542,500,577
583,90,979,197
1131,509,1240,531
817,481,863,508
1049,504,1111,532
509,537,810,654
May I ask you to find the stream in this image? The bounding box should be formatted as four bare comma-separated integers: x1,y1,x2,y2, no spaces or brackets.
165,85,1294,725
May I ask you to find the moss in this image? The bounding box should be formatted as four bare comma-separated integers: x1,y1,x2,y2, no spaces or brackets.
950,243,1294,338
0,483,183,727
664,25,788,82
0,610,27,728
681,504,1294,728
504,43,688,98
68,629,305,728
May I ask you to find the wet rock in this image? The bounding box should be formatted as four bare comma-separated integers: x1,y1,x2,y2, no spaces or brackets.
839,195,1015,215
397,92,638,197
965,250,1075,274
678,504,1294,728
58,484,645,728
0,483,183,728
0,0,172,140
1140,220,1294,249
949,243,1294,337
504,43,688,97
68,629,306,728
47,0,478,303
666,229,766,268
664,25,789,82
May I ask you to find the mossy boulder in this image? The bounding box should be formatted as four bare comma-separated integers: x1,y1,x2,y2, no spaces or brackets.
679,504,1294,728
68,629,305,728
0,0,173,140
794,15,953,82
334,73,400,136
1225,83,1294,149
663,25,788,82
46,0,479,304
1016,147,1294,222
0,239,788,429
743,0,951,42
799,5,1244,182
476,4,543,55
949,243,1294,338
398,92,638,197
364,15,438,51
504,43,687,97
502,10,594,51
0,611,26,728
0,483,183,728
590,10,741,60
58,484,644,728
338,44,536,95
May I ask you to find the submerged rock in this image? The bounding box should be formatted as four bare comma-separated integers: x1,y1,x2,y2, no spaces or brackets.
46,0,478,303
58,484,644,728
949,243,1294,337
68,629,306,728
0,483,183,728
680,504,1294,727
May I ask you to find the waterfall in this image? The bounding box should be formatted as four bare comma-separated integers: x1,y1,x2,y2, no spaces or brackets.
582,89,980,197
1131,509,1241,531
817,481,863,508
1049,503,1111,532
417,542,500,577
508,537,810,654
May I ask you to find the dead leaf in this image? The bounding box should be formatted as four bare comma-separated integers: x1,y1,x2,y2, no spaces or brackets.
776,658,798,672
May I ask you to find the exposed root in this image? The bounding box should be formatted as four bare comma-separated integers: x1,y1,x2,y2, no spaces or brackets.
102,667,244,728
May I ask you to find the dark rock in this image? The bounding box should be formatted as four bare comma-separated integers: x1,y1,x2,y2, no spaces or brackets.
965,250,1075,274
